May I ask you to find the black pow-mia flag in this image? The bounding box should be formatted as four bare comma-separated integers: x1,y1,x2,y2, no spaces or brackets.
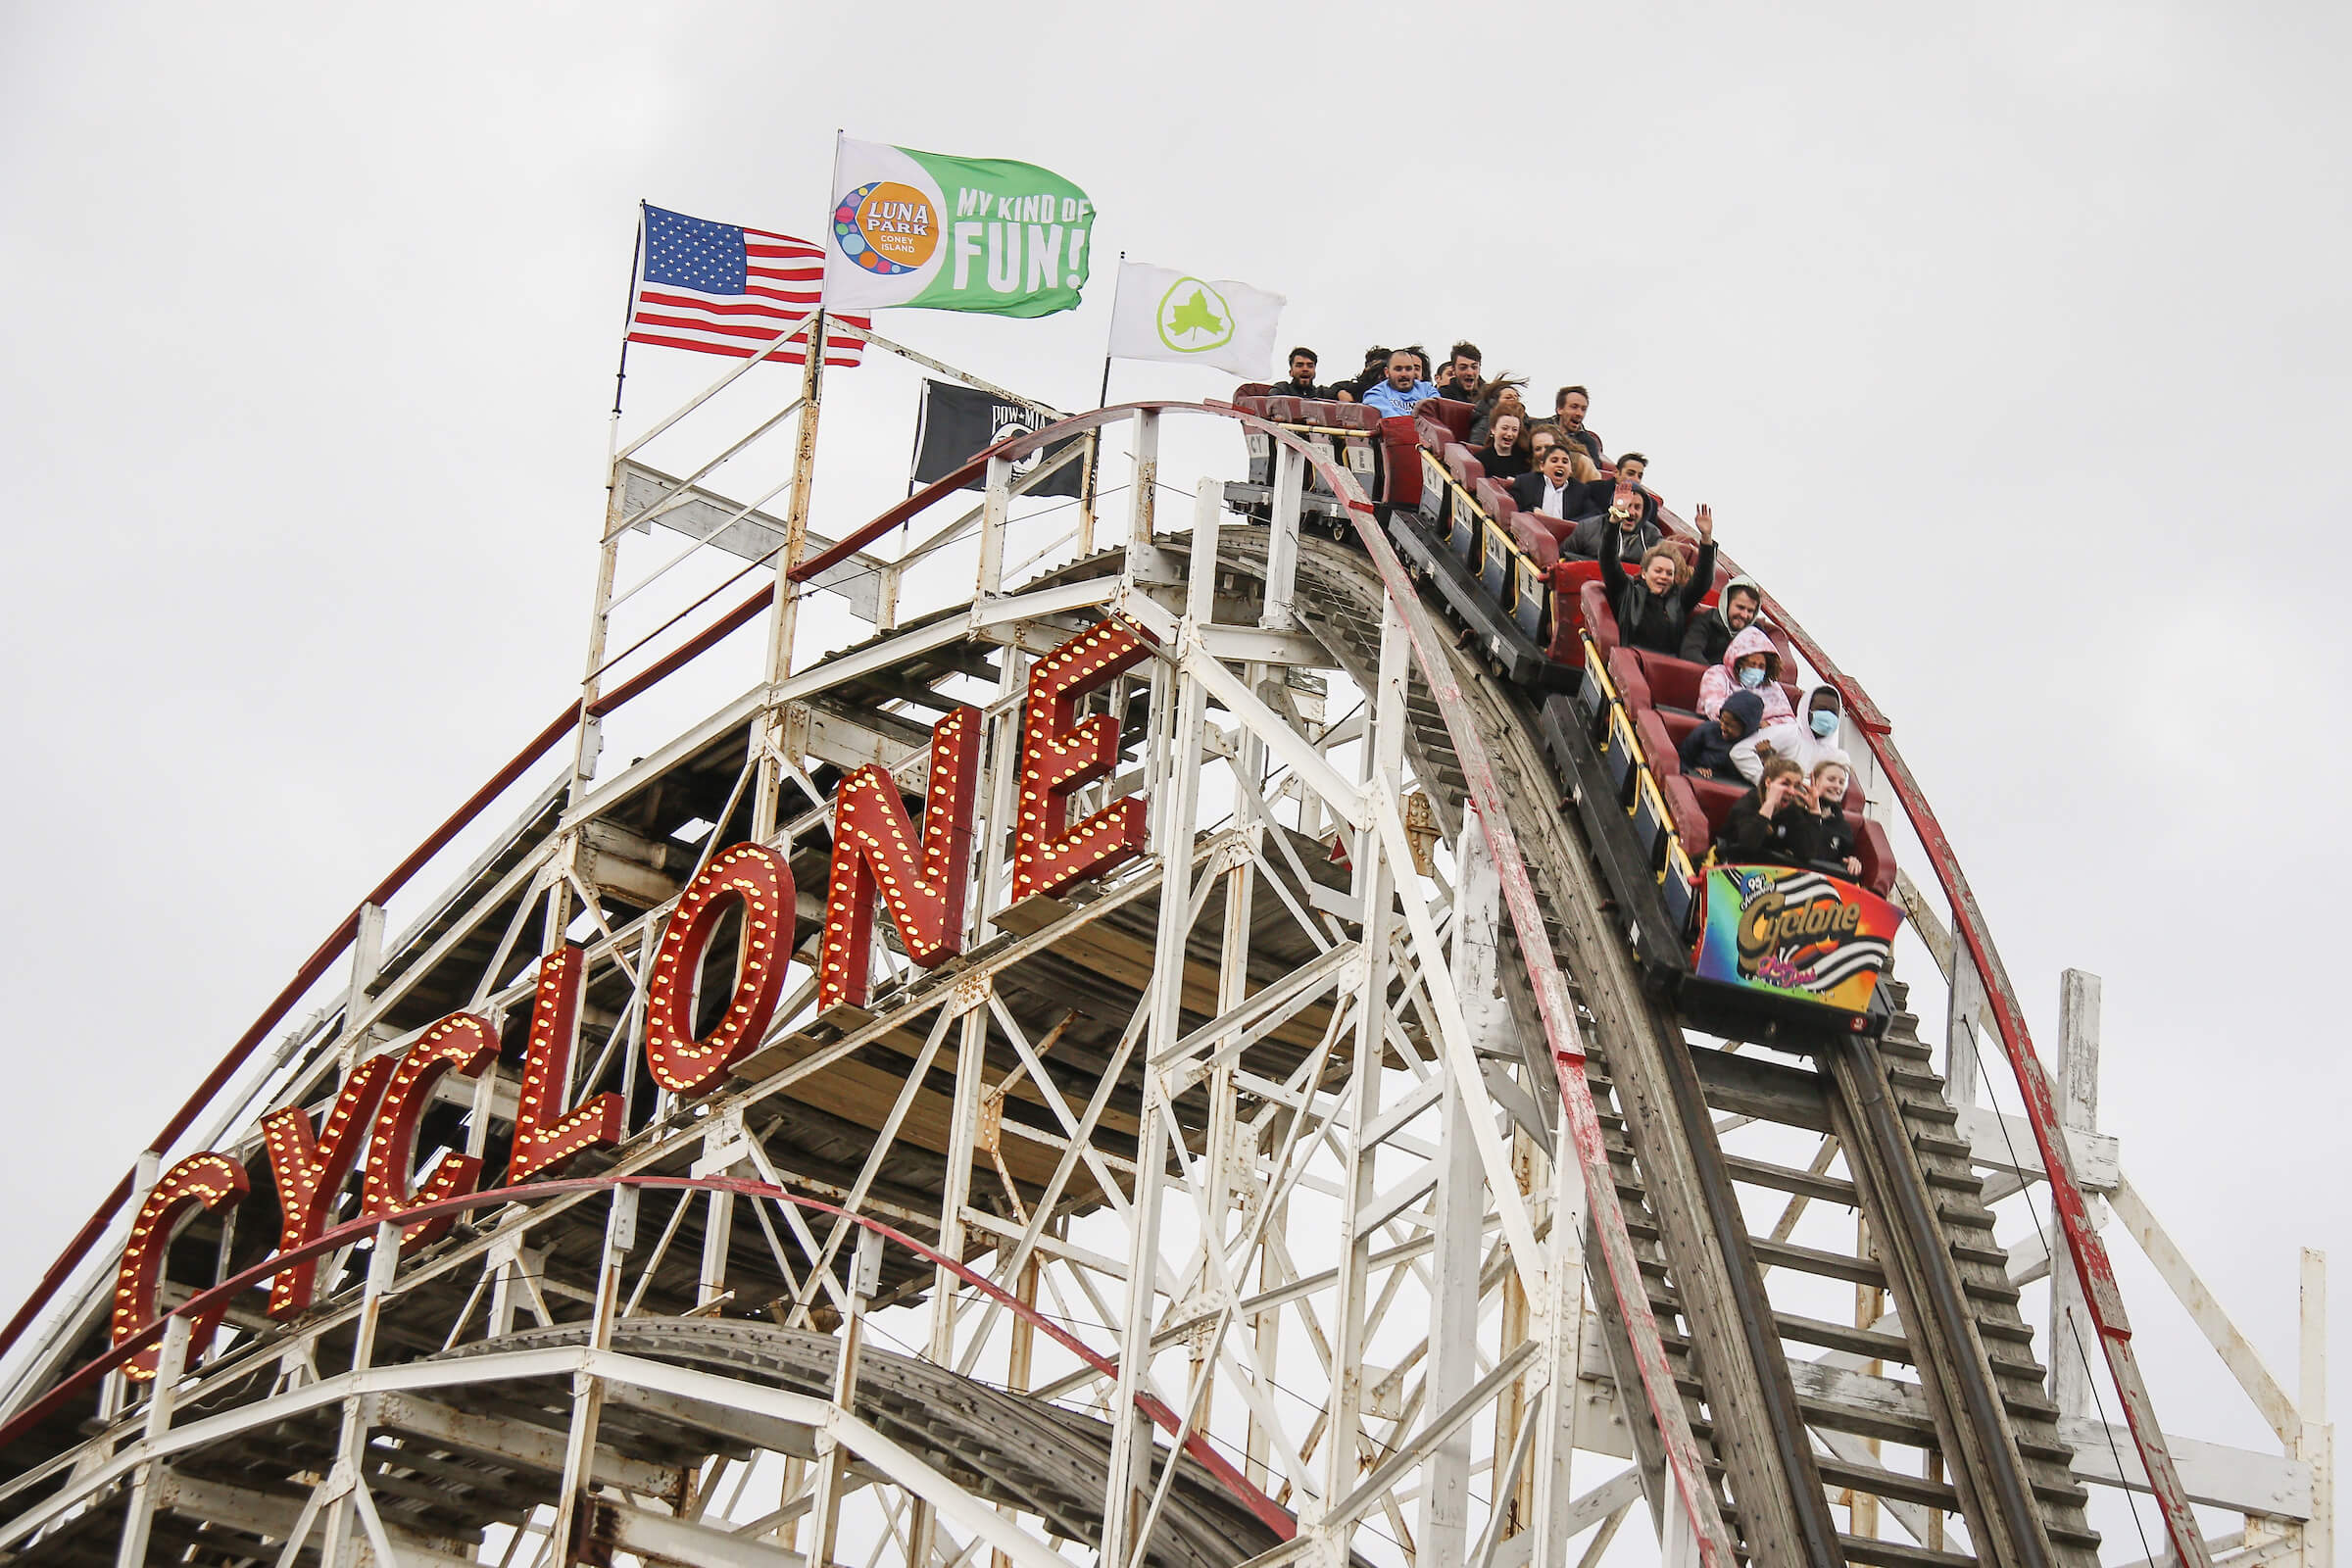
908,378,1085,499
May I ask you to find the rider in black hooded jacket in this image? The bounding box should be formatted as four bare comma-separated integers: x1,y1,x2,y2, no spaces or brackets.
1599,502,1719,657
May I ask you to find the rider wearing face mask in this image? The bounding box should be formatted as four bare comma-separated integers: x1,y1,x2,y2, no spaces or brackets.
1731,683,1850,785
1695,624,1793,727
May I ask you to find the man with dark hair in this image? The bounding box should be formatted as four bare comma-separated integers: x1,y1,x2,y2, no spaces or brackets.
1509,442,1606,521
1342,345,1392,401
1562,454,1661,559
1682,576,1765,666
1271,347,1329,400
1437,341,1485,403
1552,385,1604,465
1360,348,1441,417
1611,453,1661,528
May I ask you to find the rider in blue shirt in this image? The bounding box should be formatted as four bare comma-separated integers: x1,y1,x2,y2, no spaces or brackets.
1359,349,1440,417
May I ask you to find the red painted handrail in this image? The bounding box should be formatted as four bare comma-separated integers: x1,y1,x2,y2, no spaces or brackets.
1720,564,2213,1567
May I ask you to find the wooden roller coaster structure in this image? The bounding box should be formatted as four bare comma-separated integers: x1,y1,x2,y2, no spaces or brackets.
0,318,2328,1568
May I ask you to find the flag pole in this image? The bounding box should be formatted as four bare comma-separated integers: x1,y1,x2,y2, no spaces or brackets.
1077,251,1123,554
749,139,839,841
606,204,647,482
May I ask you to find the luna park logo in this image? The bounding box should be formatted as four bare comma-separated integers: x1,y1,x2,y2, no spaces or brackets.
833,181,940,275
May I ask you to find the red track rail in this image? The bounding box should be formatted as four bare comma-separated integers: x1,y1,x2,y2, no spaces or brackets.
1726,567,2212,1567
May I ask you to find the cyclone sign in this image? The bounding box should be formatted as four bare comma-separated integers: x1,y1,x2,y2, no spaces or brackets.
1690,864,1902,1013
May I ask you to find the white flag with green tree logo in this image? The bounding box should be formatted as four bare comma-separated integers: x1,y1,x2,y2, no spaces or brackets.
1106,261,1286,379
823,137,1095,317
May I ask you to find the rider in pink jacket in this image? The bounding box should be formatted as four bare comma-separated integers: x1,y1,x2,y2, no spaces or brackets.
1696,624,1794,726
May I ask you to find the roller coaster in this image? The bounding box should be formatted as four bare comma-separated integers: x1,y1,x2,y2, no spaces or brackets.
0,319,2329,1568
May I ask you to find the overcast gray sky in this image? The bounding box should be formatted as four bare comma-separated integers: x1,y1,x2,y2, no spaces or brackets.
4,0,2345,1548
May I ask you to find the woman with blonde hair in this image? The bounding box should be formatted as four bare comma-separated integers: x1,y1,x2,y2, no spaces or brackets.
1598,504,1719,655
1794,758,1864,879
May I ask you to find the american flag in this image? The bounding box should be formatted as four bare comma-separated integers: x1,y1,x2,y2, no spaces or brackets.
627,205,866,367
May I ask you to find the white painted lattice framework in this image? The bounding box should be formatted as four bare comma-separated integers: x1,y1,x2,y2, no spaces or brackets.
0,350,2327,1568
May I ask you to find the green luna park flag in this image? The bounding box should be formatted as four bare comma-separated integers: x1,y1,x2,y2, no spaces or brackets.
823,137,1095,318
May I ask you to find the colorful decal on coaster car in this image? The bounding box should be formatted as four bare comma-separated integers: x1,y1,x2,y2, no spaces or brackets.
1690,863,1903,1014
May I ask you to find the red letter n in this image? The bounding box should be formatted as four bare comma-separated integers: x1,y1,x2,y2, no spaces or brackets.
819,706,982,1011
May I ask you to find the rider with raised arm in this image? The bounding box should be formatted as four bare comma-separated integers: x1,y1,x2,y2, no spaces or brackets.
1597,501,1718,657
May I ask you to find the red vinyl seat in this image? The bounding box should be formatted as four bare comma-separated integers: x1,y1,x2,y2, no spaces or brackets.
1303,399,1380,431
1377,416,1422,508
1446,444,1485,491
1582,581,1619,663
1421,399,1473,442
1606,645,1649,712
1631,651,1707,712
1522,509,1572,545
1234,396,1270,419
1263,396,1304,423
1663,774,1712,863
1232,382,1273,401
1634,709,1680,776
1475,475,1517,524
1417,416,1451,454
1509,513,1560,567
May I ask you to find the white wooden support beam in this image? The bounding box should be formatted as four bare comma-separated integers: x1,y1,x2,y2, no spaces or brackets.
1176,636,1366,832
2109,1175,2298,1444
2297,1249,2331,1568
976,454,1012,599
2059,1417,2314,1520
549,1189,631,1568
374,1390,674,1493
1530,1138,1593,1568
1262,443,1302,631
1956,1104,2120,1191
1318,599,1411,1540
812,1230,882,1568
1125,409,1161,577
1102,599,1206,1568
340,903,385,1066
318,1222,401,1568
588,1499,810,1568
2050,968,2103,1421
1944,950,1984,1107
1423,814,1496,1567
112,1316,187,1568
143,1469,480,1567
